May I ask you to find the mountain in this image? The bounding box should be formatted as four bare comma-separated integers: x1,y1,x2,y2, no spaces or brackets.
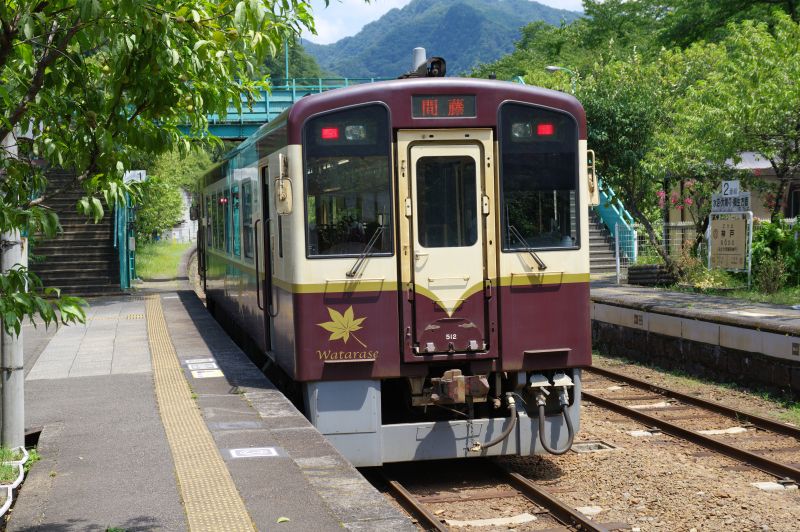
302,0,580,78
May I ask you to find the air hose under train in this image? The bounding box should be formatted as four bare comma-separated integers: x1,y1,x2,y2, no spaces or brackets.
532,373,575,455
470,394,517,452
537,403,575,455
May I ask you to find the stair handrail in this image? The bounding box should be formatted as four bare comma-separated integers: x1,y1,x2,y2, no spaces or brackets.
594,178,637,262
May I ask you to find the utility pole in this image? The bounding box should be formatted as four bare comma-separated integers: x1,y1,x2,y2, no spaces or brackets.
1,132,25,449
1,230,25,449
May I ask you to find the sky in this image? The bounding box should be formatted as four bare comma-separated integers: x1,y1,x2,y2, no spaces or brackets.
302,0,584,44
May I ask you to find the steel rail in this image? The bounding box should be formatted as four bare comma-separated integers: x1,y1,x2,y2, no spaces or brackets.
585,366,800,440
492,463,608,532
583,391,800,484
380,473,448,532
381,462,607,532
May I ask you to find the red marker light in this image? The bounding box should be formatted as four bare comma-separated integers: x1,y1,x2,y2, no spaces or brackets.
537,123,555,136
321,126,339,140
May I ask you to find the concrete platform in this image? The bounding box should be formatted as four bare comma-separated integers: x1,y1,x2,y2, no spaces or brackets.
9,290,414,531
591,283,800,394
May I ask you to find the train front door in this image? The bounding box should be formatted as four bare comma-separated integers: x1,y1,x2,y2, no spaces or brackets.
400,130,497,357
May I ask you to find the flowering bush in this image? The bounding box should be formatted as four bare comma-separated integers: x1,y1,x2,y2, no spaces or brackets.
658,180,698,212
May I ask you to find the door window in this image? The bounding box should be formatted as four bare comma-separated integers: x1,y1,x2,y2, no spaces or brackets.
416,156,478,248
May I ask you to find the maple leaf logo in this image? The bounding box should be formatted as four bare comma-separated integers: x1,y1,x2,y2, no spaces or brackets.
317,306,367,347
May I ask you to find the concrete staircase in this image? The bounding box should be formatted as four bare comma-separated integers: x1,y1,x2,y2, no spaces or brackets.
30,171,122,296
589,209,618,275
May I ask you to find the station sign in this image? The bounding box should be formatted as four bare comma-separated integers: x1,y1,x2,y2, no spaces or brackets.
709,218,747,270
711,192,750,213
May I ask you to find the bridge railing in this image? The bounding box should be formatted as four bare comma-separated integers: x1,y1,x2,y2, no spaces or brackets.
194,77,390,138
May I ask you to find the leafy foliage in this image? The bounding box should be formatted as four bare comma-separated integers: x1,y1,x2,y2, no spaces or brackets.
752,218,800,285
659,14,800,218
135,147,213,240
0,0,320,334
0,264,85,335
135,177,185,241
263,39,326,79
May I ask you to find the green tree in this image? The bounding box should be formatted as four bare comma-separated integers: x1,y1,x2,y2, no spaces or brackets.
661,14,800,218
136,147,213,240
0,0,319,332
659,0,799,47
135,176,185,240
263,39,326,79
578,53,676,267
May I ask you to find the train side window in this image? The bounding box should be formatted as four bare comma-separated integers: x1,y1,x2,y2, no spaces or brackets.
223,187,231,254
206,195,213,248
499,102,579,250
242,181,254,261
232,184,241,258
215,192,224,250
303,104,392,257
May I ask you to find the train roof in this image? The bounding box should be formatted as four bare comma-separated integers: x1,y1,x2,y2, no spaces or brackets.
211,77,587,176
284,77,587,141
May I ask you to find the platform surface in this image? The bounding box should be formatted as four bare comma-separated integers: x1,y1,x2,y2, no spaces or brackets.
9,288,414,531
592,283,800,335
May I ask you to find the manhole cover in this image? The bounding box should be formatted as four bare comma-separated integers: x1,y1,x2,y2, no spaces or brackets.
572,440,617,453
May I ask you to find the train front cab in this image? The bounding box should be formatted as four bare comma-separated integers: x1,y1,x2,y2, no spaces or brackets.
292,96,598,466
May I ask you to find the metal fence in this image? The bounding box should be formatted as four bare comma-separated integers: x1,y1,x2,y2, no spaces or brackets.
613,218,798,283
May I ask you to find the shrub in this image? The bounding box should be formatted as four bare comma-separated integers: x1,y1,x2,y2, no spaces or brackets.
752,218,799,286
675,243,738,290
754,252,789,294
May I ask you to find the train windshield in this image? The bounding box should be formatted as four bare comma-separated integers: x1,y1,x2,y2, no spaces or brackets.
499,103,579,250
303,105,393,257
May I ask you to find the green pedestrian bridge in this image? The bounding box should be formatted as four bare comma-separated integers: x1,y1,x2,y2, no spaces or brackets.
182,77,387,139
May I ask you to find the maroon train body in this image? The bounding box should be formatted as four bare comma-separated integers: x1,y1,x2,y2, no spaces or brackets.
199,72,596,466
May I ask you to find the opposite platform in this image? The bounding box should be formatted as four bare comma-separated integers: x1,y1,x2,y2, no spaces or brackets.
591,283,800,394
10,290,414,531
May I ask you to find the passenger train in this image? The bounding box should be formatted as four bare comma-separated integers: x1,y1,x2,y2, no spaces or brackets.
197,54,598,466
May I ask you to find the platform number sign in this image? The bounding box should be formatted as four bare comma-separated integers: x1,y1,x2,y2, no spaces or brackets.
722,180,740,196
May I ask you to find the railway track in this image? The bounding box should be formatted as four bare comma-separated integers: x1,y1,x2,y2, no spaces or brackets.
583,365,800,485
375,459,612,531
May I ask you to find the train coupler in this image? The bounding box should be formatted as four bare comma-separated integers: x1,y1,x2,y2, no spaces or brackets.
429,370,489,404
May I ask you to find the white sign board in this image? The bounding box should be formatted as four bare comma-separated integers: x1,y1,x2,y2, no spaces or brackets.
124,170,146,183
721,180,740,196
711,192,750,213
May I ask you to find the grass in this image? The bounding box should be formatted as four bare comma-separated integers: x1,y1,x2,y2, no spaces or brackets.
671,283,800,305
135,240,192,280
24,448,40,474
0,447,22,484
594,352,800,426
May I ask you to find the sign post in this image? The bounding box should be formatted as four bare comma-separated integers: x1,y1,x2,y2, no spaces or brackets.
709,182,753,287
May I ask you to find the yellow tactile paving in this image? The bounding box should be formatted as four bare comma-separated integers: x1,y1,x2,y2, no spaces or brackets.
145,295,255,532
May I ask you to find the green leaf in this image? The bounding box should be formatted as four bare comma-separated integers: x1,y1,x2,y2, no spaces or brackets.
19,44,34,67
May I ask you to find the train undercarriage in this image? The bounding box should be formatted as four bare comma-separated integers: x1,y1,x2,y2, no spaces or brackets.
303,368,581,467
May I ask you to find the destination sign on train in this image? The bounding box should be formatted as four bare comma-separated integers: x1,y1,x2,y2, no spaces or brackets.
412,95,476,118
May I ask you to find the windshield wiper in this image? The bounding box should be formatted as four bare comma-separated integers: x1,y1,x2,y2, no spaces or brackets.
346,224,385,278
508,224,547,271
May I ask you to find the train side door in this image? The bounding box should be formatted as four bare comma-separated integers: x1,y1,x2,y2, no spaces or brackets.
399,130,497,357
258,165,274,350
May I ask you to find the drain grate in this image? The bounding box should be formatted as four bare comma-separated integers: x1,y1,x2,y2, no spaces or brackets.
571,440,617,453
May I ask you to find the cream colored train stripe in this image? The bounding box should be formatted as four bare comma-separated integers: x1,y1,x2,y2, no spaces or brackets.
271,273,590,294
145,295,254,532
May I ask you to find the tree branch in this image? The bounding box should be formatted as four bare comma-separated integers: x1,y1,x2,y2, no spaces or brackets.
0,19,81,142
